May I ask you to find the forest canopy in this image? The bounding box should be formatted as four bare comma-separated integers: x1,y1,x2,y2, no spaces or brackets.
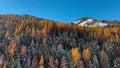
0,14,120,68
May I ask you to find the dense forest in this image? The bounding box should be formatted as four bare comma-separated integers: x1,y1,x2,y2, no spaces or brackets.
0,14,120,68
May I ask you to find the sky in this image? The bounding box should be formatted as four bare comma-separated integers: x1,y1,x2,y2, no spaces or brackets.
0,0,120,22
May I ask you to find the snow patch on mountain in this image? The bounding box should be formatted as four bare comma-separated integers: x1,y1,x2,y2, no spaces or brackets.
94,22,108,27
74,20,81,24
73,18,108,27
78,19,94,26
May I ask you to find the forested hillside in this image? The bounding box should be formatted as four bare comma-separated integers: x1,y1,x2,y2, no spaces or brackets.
0,14,120,68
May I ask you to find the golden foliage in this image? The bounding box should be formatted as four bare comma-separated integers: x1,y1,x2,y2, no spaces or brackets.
32,27,35,36
5,31,9,39
25,26,31,34
48,21,54,32
41,28,47,36
14,21,24,35
14,27,19,35
82,48,91,62
71,48,80,62
39,55,44,65
8,40,16,56
39,55,44,68
56,22,65,32
103,28,111,39
111,27,119,34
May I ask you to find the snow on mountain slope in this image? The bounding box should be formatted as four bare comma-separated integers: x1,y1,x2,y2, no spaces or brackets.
78,19,94,26
94,22,108,27
74,20,81,24
73,17,108,27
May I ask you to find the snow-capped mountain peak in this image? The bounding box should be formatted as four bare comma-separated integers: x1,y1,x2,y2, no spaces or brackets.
73,17,108,27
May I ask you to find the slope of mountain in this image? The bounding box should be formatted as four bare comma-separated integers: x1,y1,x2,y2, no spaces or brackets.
0,14,120,68
73,17,120,27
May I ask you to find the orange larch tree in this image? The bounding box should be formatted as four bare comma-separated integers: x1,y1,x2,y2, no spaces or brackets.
82,48,91,62
39,55,44,68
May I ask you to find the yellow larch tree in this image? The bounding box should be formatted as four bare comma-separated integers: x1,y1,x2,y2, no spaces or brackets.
71,48,80,62
32,27,35,36
8,40,16,56
41,28,47,36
